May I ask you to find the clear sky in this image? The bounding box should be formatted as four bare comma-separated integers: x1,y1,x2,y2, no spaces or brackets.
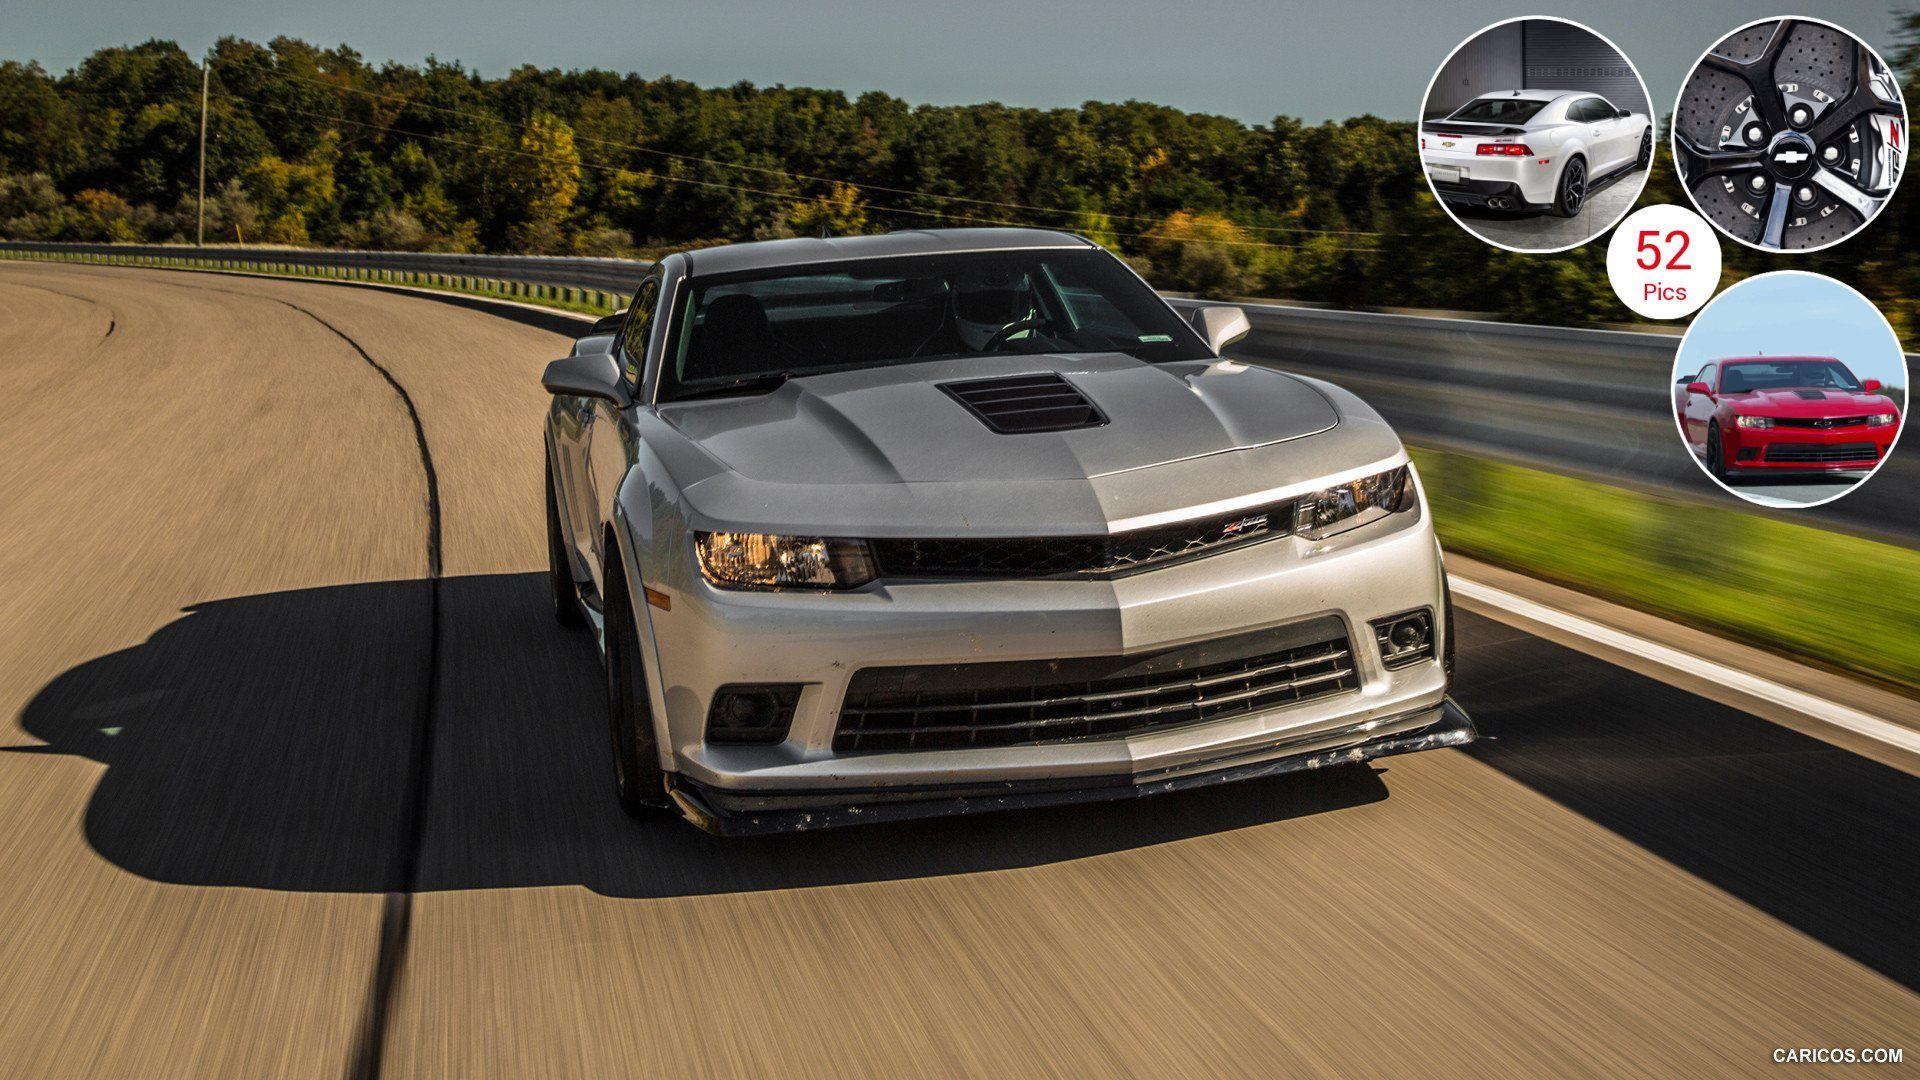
0,0,1904,125
1677,274,1909,391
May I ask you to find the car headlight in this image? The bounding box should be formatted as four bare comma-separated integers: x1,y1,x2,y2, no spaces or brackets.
1293,466,1414,540
1868,413,1895,427
1734,415,1773,429
694,531,877,590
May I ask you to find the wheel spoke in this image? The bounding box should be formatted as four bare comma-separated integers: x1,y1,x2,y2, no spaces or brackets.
1810,165,1879,218
1760,185,1793,247
1674,133,1767,181
1699,21,1795,133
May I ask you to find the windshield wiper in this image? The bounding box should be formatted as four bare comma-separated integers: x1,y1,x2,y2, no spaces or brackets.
670,371,802,402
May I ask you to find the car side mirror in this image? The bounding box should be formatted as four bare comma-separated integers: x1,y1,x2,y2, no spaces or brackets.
1190,306,1252,354
542,352,631,407
1686,381,1712,396
1863,379,1883,394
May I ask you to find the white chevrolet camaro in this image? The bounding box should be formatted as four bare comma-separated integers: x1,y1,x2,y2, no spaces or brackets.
1421,90,1653,216
540,228,1474,835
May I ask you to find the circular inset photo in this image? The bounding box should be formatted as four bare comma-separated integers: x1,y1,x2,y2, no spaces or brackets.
1672,272,1906,508
1419,17,1655,253
1672,18,1907,253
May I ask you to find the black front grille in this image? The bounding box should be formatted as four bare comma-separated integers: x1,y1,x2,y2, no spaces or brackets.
1772,416,1870,429
870,499,1292,580
939,373,1106,434
1764,442,1879,462
835,618,1357,752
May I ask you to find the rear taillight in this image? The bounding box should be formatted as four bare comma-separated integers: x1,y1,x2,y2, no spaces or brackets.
1476,143,1533,156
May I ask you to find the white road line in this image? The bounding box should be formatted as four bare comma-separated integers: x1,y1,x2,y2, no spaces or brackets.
1449,574,1920,757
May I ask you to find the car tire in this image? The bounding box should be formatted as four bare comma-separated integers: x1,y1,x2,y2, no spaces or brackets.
603,543,670,817
546,449,586,627
1550,157,1586,217
1636,130,1652,170
1706,421,1730,482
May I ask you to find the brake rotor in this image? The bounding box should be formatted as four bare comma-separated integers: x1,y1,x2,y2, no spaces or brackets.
1673,19,1907,251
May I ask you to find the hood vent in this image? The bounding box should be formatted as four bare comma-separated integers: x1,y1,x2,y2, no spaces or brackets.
1794,390,1831,400
939,373,1107,434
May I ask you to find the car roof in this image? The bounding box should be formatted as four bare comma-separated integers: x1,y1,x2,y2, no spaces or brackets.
681,228,1095,277
1717,355,1842,364
1469,89,1571,103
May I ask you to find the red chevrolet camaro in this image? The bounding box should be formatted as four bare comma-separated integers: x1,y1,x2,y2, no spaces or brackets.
1673,356,1902,481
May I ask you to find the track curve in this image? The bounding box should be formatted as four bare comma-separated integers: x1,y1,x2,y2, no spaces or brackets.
0,263,1914,1078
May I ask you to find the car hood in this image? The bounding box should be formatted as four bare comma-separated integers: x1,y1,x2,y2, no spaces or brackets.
1728,388,1897,416
656,353,1339,485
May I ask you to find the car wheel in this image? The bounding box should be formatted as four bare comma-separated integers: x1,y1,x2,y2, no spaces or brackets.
603,545,670,817
1706,422,1729,481
1550,158,1586,217
545,450,586,627
1636,130,1652,169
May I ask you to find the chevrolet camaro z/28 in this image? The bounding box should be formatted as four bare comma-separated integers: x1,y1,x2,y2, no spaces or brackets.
541,228,1474,834
1421,90,1652,216
1674,355,1901,480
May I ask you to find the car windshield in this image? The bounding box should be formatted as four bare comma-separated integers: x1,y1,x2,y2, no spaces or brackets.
1719,360,1863,393
1445,98,1547,125
658,249,1211,400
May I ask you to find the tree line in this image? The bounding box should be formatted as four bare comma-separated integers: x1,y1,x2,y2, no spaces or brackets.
0,20,1914,332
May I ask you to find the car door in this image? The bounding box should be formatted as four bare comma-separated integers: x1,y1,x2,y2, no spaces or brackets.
1600,99,1635,168
1682,363,1718,449
1574,98,1616,170
581,275,660,603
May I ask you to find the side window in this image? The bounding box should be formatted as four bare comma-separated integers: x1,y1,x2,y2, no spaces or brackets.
1571,99,1599,122
617,278,660,386
1699,364,1717,388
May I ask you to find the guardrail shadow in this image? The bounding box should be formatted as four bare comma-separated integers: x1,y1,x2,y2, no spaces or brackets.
10,572,1387,900
1452,608,1920,993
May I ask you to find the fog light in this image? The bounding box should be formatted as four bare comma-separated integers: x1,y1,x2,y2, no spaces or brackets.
1371,609,1435,670
706,684,802,745
1736,448,1758,461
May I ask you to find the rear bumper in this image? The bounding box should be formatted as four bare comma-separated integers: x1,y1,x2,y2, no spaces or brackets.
1422,150,1558,209
1428,176,1545,211
666,698,1476,835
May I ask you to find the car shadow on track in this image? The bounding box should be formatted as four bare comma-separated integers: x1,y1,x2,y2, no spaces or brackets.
10,572,1388,900
1452,609,1920,994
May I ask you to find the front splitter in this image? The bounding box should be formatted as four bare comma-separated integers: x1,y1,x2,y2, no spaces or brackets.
665,698,1476,836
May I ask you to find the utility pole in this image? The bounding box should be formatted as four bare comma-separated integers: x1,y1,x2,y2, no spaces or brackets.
196,55,209,246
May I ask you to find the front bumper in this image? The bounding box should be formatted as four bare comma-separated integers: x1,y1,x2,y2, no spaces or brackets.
636,462,1456,829
1721,422,1897,474
669,699,1475,835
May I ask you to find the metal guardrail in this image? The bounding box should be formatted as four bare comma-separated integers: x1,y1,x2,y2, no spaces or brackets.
0,240,651,306
4,240,1912,547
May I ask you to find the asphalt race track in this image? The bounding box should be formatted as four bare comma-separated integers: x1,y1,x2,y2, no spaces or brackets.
1,262,1916,1078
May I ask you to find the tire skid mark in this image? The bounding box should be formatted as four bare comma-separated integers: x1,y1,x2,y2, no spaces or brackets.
0,276,118,345
190,279,444,1080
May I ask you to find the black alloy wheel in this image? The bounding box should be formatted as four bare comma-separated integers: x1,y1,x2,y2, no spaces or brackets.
603,546,669,817
1552,158,1587,217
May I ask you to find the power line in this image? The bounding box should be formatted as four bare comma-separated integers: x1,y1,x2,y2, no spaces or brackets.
213,60,1396,239
206,88,1380,252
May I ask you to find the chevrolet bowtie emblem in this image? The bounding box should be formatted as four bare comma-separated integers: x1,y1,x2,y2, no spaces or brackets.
1442,141,1455,148
1775,148,1809,164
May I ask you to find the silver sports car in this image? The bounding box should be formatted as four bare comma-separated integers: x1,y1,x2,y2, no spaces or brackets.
541,228,1474,834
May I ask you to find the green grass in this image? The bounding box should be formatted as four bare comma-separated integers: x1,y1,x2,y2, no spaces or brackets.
1413,446,1920,694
